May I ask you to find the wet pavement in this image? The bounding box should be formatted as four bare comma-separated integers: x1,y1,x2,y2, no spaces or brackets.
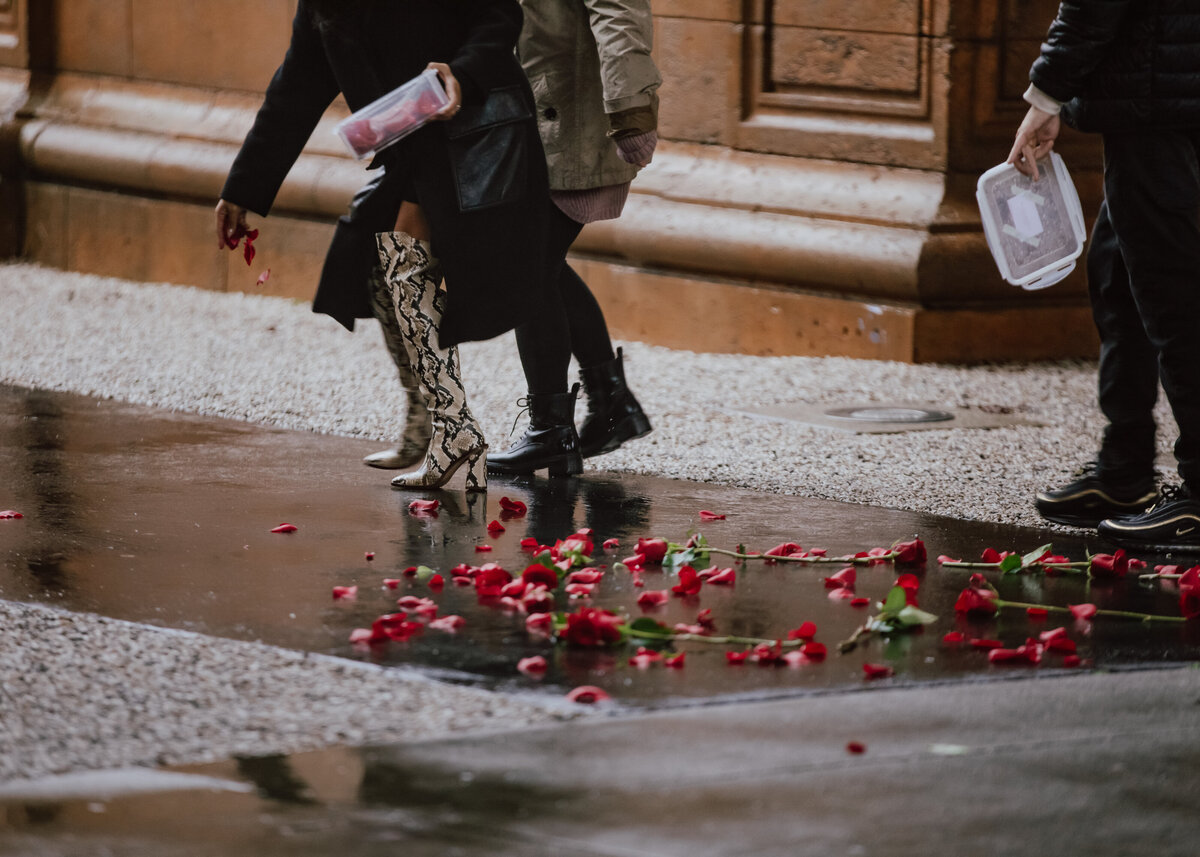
3,382,1200,854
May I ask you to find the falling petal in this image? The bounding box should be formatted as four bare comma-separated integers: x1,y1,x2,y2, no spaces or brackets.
270,523,298,533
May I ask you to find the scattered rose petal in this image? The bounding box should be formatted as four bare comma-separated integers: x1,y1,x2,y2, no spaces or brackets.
846,741,866,755
828,588,857,601
487,520,506,535
499,497,528,518
862,663,894,680
475,544,493,553
696,608,716,629
270,523,298,533
427,574,444,591
383,578,401,589
628,647,663,669
787,621,818,641
565,685,610,704
332,585,358,601
1045,636,1077,654
664,652,686,668
824,566,856,589
255,268,271,286
954,586,999,616
942,631,965,645
1039,626,1068,642
726,650,751,665
520,537,540,551
408,499,440,517
517,655,548,676
567,569,604,585
1062,654,1083,668
1069,603,1097,620
563,607,623,647
636,589,669,609
602,538,620,551
525,612,554,636
428,614,465,633
1026,607,1049,619
937,555,961,564
0,510,24,520
565,582,596,598
893,538,927,564
800,641,827,660
699,510,726,521
704,567,737,586
348,628,373,644
849,597,870,608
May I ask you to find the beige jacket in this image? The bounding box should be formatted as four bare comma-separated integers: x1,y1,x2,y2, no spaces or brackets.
518,0,662,191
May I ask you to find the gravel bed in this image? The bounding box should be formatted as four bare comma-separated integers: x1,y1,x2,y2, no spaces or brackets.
0,600,578,784
0,262,1180,530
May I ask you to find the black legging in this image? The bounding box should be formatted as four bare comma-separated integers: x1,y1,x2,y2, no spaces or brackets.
513,200,617,394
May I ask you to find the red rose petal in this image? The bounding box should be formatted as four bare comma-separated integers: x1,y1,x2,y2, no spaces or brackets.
255,268,271,286
636,589,669,609
1069,603,1098,620
664,652,686,668
383,578,401,589
1026,606,1049,619
800,641,827,660
970,638,1004,650
602,538,620,551
487,520,506,535
565,685,611,704
824,566,857,589
699,510,726,521
270,523,297,533
725,650,751,665
348,628,373,644
427,574,444,591
428,614,465,633
942,631,965,645
787,621,818,641
518,655,548,676
475,545,493,553
520,537,539,551
0,510,24,520
862,663,894,680
849,597,870,608
1062,654,1083,668
332,585,358,601
846,741,867,755
408,499,440,514
704,567,737,586
499,497,528,517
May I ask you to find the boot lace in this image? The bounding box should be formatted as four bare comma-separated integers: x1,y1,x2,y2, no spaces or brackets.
508,397,531,437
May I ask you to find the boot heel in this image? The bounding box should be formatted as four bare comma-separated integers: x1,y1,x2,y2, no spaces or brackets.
465,446,488,492
547,454,583,478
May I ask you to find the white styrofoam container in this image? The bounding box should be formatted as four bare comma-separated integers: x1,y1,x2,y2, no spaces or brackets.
334,69,450,160
976,152,1087,290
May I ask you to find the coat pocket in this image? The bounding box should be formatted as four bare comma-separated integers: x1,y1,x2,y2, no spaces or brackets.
446,86,531,212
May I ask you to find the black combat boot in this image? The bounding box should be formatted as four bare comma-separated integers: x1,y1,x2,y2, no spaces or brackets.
578,348,652,459
487,384,584,477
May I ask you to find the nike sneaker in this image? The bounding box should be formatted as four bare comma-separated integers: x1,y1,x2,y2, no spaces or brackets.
1034,461,1157,528
1097,485,1200,553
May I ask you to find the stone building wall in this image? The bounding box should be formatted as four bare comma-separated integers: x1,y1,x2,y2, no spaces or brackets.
0,0,1101,362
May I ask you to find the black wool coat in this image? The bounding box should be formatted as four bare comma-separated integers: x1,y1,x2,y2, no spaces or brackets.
220,0,550,347
1031,0,1200,132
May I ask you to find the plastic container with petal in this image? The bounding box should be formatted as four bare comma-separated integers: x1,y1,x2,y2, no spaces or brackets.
976,152,1087,290
334,69,450,160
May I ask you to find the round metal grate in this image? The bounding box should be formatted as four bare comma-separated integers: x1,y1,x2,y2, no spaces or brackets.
823,406,953,424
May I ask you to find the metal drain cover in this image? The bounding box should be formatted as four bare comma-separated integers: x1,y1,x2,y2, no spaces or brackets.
823,406,953,424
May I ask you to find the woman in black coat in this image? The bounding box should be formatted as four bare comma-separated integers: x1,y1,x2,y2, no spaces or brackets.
215,0,549,492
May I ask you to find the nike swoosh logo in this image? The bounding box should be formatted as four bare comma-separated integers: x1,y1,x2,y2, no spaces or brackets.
1176,527,1195,537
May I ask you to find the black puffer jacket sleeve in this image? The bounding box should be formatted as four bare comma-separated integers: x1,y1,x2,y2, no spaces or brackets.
220,2,340,217
1030,0,1134,102
447,0,524,103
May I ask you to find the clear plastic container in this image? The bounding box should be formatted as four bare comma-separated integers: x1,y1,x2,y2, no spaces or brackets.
334,69,450,160
976,152,1087,290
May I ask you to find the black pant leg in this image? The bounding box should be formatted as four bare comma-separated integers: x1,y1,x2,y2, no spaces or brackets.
1088,199,1159,480
1103,130,1200,489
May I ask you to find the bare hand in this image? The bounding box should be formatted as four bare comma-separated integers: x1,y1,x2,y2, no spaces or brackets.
215,199,249,249
1007,106,1061,181
427,62,462,121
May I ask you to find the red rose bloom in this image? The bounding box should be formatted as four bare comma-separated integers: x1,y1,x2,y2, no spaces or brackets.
893,538,927,564
1089,549,1129,579
563,607,624,647
522,565,559,589
954,586,998,616
672,566,703,596
635,538,669,564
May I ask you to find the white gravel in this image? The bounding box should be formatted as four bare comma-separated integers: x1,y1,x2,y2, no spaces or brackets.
0,261,1181,529
0,600,577,784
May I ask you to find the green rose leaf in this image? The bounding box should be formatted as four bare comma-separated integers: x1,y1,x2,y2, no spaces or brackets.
1020,543,1052,570
414,565,438,582
628,617,673,640
882,585,908,615
999,553,1024,574
895,605,938,628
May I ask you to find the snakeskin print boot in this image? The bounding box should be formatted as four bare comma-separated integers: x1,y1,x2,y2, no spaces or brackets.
376,232,487,492
363,264,432,469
